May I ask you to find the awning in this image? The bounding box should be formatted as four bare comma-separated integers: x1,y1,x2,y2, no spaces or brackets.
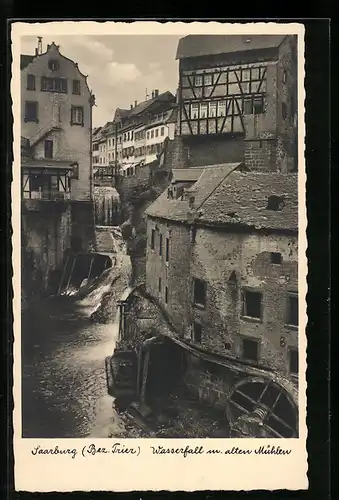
21,159,75,171
120,162,140,172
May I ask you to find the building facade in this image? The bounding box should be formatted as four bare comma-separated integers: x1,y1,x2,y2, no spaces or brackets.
92,90,177,180
175,35,298,173
21,39,95,299
144,166,299,436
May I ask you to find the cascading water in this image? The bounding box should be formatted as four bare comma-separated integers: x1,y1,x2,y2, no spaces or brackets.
21,217,136,438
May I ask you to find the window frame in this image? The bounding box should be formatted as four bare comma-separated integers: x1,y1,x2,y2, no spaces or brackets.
71,106,84,126
193,321,202,343
41,76,67,93
241,336,260,363
44,139,53,159
72,79,81,95
285,292,298,328
24,100,39,123
192,277,207,309
288,346,298,375
159,233,163,256
241,288,263,322
27,74,35,91
165,237,169,263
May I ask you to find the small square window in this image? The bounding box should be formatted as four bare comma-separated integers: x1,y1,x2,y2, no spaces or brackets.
286,294,298,326
271,252,282,264
242,337,259,362
193,322,202,343
289,348,298,374
48,59,59,71
193,278,206,308
242,290,262,319
195,75,203,86
204,74,213,86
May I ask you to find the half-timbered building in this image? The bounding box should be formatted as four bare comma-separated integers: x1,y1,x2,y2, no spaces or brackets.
175,34,298,173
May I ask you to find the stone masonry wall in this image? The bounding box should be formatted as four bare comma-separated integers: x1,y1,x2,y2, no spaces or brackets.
189,226,298,379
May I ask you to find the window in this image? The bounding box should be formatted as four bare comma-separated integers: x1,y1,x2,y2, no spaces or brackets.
44,140,53,159
71,106,84,125
41,77,67,93
289,348,298,374
271,252,282,264
242,68,251,81
158,277,162,293
266,195,285,211
193,322,202,343
164,286,169,304
253,97,264,114
243,98,253,114
27,74,35,91
161,127,165,136
191,104,199,119
193,278,206,307
242,289,262,319
242,337,259,362
155,129,159,137
24,101,38,122
108,153,111,161
282,102,287,120
150,229,155,249
282,70,287,84
147,131,150,139
200,103,208,118
286,294,298,327
204,73,213,86
48,59,59,71
131,131,134,140
217,101,226,117
165,237,169,262
209,102,217,118
151,130,154,139
72,79,80,95
159,233,163,256
194,74,203,86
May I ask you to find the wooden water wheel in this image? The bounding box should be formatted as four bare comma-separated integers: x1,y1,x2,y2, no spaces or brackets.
226,377,298,438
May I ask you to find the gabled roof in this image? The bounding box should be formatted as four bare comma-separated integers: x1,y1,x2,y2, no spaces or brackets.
146,166,298,233
146,163,241,222
176,34,287,60
199,172,298,231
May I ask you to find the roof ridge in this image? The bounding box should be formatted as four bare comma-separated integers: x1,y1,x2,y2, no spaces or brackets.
195,163,242,212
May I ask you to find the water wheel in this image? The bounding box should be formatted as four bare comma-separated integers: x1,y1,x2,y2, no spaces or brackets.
226,377,298,438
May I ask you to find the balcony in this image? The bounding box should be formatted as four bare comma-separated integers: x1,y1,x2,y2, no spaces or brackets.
22,190,71,213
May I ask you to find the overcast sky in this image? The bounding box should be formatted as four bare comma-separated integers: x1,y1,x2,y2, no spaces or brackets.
21,35,183,127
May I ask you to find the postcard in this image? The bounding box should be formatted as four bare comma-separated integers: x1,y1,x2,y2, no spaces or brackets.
12,20,307,491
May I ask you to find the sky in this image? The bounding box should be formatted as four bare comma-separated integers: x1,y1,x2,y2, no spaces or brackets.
21,35,183,127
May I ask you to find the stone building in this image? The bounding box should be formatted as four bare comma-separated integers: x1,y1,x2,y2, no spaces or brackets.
21,38,95,298
174,34,298,173
144,165,299,437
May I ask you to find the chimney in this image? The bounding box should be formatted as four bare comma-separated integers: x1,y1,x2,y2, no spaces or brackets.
130,104,133,110
37,37,43,55
151,90,155,99
154,89,159,97
134,100,137,107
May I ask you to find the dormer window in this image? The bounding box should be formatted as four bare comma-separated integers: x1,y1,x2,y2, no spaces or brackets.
48,59,59,71
189,196,195,208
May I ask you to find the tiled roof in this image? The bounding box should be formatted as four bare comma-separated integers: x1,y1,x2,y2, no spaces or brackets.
145,163,241,222
176,35,286,60
146,166,298,232
199,172,298,231
20,54,34,69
